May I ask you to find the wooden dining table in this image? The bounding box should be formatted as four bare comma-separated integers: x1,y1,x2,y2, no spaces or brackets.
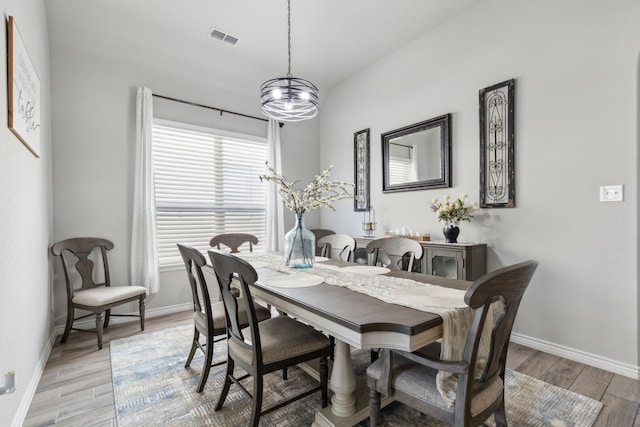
243,257,471,427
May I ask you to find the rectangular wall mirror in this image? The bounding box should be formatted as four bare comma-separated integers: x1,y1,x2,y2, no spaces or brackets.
382,113,451,192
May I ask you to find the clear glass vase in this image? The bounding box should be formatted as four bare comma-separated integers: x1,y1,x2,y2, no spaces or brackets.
284,213,315,268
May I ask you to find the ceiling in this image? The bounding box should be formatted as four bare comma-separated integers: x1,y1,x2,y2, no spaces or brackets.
46,0,483,94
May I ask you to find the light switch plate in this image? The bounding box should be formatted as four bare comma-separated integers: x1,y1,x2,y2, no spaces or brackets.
600,185,624,202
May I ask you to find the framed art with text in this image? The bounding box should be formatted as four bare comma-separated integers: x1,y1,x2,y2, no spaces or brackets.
8,16,41,157
353,128,370,211
479,79,515,208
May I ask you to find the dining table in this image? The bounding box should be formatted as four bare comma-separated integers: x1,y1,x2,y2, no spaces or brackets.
205,252,472,427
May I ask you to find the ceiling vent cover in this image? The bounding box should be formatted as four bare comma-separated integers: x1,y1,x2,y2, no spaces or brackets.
208,28,240,46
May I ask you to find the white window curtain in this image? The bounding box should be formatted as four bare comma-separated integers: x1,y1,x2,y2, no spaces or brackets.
265,119,284,251
131,87,160,294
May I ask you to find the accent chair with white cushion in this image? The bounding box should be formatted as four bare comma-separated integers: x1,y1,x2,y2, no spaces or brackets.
51,237,147,350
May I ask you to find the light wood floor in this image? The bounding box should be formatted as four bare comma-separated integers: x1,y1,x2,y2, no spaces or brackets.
23,311,640,426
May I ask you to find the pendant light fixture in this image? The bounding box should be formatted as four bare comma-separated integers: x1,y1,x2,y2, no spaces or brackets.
260,0,319,122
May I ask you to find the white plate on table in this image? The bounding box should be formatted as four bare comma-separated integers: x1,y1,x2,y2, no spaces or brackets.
262,273,325,288
314,256,330,262
340,265,390,275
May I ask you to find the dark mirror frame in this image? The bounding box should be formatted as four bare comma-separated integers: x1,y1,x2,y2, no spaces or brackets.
382,113,451,193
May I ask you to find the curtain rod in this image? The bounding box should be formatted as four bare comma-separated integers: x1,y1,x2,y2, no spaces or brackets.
152,94,284,127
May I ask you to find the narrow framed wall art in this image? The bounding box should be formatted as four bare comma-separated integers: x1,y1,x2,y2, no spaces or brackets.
353,128,370,211
8,16,41,157
479,79,515,208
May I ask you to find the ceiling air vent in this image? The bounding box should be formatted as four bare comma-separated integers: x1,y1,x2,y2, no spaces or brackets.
208,28,240,46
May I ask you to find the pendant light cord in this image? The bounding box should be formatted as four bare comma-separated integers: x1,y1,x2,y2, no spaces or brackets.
287,0,292,77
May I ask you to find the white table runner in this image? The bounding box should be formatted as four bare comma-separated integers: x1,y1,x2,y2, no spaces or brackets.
235,252,490,407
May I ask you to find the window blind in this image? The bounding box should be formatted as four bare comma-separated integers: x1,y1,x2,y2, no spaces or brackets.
152,119,267,268
388,156,412,185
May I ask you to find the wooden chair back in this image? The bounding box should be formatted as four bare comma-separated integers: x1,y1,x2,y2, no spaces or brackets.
317,234,356,261
461,260,539,388
311,229,335,252
208,250,263,364
365,237,423,271
51,237,113,298
209,233,259,253
177,244,220,335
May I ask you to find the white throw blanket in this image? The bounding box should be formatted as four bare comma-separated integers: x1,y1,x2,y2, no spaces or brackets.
235,252,491,407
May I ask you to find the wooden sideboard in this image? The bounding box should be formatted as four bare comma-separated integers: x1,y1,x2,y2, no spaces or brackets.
353,236,487,281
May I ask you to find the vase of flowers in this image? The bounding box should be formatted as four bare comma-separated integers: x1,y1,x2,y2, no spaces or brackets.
260,163,354,267
429,193,480,243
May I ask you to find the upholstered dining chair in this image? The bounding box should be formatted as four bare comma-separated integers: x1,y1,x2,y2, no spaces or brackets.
210,233,259,253
365,236,423,271
51,237,147,350
367,260,539,427
317,233,357,262
177,244,271,392
208,250,331,427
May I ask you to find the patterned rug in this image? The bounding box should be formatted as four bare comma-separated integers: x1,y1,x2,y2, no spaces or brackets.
111,325,603,426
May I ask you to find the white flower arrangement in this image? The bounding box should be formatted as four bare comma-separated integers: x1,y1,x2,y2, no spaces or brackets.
429,193,480,227
259,163,354,216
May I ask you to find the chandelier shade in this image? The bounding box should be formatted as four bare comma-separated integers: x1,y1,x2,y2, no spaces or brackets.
260,76,319,122
259,0,319,122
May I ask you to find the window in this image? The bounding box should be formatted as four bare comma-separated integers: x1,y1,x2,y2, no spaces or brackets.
152,119,267,268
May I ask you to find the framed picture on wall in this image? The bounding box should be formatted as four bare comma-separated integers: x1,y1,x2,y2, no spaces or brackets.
479,79,515,208
8,16,41,158
353,128,370,211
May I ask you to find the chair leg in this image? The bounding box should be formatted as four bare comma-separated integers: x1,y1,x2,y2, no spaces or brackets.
369,388,381,427
249,374,263,427
95,311,104,350
282,367,288,380
61,306,74,344
329,336,335,360
104,309,111,328
139,296,146,331
494,398,507,426
185,328,199,368
319,355,328,408
215,358,234,411
197,333,215,393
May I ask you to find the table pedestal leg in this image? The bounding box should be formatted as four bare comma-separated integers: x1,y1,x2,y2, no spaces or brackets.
329,340,356,417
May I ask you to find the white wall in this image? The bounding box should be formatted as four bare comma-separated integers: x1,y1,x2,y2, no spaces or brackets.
0,0,52,425
48,39,320,321
319,0,640,372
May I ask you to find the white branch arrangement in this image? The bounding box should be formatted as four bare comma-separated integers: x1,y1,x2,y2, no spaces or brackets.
260,163,354,216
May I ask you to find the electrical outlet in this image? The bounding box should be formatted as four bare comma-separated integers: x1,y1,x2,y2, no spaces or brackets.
0,371,15,395
600,185,624,202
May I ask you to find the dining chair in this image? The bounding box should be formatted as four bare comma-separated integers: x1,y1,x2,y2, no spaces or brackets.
210,233,259,253
177,244,271,392
310,228,335,253
208,250,331,427
317,233,357,262
367,260,539,427
365,236,423,271
51,237,147,350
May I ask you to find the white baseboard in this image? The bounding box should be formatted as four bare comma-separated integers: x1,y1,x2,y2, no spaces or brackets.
11,328,56,427
511,332,640,380
14,303,192,427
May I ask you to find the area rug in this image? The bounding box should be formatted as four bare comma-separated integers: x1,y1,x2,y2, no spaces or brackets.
111,325,603,426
